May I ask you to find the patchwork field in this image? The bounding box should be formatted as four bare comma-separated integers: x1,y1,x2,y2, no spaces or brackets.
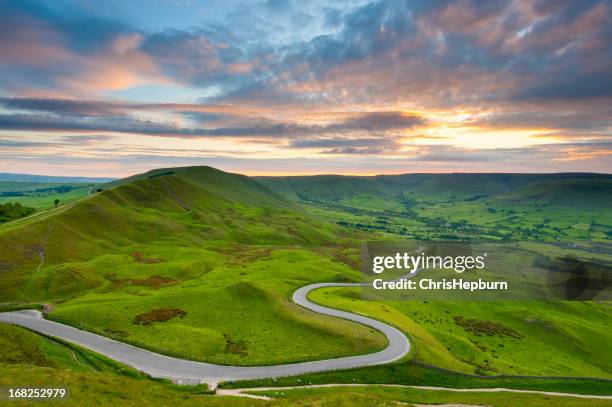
0,181,94,211
258,173,612,245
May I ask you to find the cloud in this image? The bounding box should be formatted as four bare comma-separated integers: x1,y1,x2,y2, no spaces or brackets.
2,0,610,107
324,112,423,132
291,135,402,155
467,103,612,131
0,1,161,96
216,0,612,108
0,139,56,148
0,97,131,116
0,107,424,140
290,136,398,149
139,28,260,91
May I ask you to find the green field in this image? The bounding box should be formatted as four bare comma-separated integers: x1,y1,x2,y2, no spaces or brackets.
310,288,611,376
48,249,386,365
1,322,610,406
251,385,612,406
257,173,612,245
0,181,93,211
4,363,608,406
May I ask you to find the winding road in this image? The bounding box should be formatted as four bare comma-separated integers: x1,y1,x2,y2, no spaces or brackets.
0,281,410,388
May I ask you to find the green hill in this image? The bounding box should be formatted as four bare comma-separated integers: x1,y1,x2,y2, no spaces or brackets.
0,166,328,299
256,173,612,204
0,166,385,366
494,177,612,207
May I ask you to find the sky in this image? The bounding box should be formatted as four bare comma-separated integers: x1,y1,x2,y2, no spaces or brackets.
0,0,610,177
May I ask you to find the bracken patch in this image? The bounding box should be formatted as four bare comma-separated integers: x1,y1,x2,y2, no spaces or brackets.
105,274,176,289
223,334,248,356
133,308,186,326
104,328,130,338
132,252,163,264
453,316,522,339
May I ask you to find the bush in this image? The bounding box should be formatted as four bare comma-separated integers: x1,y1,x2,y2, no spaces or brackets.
0,202,35,222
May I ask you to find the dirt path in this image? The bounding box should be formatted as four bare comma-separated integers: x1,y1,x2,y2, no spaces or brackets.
216,383,612,401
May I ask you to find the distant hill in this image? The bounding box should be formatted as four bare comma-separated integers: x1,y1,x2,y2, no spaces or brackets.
256,173,612,206
493,177,612,208
0,173,115,183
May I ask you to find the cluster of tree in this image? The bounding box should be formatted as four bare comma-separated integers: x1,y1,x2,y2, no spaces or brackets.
0,202,35,223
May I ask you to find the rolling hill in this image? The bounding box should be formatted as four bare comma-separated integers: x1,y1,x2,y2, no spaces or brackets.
0,166,336,300
256,173,612,204
0,166,385,366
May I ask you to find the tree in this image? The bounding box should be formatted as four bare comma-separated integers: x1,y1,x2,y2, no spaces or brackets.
0,202,35,223
54,199,60,207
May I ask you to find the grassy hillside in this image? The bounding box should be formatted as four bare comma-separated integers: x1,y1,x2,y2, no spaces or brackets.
0,166,385,365
0,323,82,370
310,287,611,377
256,173,611,203
0,166,325,299
0,322,609,406
48,249,386,365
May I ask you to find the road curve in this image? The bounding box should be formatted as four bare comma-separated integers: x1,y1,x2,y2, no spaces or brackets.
0,281,410,387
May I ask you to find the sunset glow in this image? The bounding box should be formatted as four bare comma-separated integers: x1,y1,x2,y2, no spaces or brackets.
1,0,610,176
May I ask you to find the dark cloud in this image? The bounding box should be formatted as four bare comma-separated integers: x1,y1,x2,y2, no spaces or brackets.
139,28,258,90
469,105,612,131
321,146,390,155
0,110,423,139
0,98,129,116
290,137,398,149
0,113,274,137
513,72,612,101
325,112,423,132
0,139,56,148
0,135,112,150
